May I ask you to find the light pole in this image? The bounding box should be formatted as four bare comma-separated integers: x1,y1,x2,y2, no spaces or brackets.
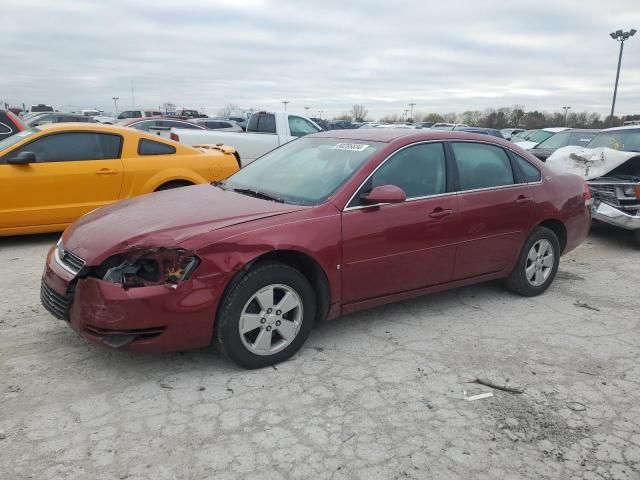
562,106,571,127
112,96,119,114
304,106,310,116
318,110,323,119
609,28,637,126
282,100,289,111
403,109,409,122
408,103,416,122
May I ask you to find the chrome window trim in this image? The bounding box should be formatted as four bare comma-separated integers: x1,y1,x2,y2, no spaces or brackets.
344,191,457,212
343,139,543,211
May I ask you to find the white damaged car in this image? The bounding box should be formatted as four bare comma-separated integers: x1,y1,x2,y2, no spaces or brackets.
546,126,640,244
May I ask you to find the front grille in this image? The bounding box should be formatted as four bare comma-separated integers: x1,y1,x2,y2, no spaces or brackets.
41,280,72,320
589,184,640,212
590,185,617,205
58,247,86,274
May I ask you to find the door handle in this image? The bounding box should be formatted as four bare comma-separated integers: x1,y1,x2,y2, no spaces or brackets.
429,208,453,219
516,195,533,204
95,168,118,175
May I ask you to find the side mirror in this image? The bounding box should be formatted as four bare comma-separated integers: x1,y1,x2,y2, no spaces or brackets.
7,151,37,164
362,185,407,205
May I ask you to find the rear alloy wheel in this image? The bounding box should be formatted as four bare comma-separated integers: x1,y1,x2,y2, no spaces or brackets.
216,262,315,369
505,226,560,296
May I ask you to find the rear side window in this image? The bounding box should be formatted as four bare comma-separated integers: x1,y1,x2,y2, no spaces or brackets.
138,139,176,156
5,132,122,162
451,142,514,190
248,114,276,134
513,154,542,182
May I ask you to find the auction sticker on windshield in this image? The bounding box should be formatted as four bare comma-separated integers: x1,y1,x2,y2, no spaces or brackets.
333,143,369,152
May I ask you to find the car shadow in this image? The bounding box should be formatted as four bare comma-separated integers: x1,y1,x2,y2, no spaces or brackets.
0,232,60,248
589,223,638,249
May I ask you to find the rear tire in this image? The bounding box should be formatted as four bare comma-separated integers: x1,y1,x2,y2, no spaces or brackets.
505,226,560,296
215,262,316,369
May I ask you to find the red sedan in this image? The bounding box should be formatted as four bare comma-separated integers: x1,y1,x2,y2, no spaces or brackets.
41,130,591,368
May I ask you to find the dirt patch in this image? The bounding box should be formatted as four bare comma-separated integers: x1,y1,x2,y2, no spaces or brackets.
482,393,591,458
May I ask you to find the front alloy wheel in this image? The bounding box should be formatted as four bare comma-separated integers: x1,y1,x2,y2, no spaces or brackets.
216,262,316,369
239,284,303,356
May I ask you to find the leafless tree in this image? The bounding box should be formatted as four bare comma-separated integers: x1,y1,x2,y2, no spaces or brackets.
350,104,368,122
218,103,240,118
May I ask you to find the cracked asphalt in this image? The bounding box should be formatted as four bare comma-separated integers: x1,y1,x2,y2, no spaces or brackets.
1,225,639,480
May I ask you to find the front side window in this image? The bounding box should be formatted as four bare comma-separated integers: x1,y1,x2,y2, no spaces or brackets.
288,116,321,137
4,132,122,163
451,142,514,190
138,138,176,155
224,138,383,205
350,143,446,206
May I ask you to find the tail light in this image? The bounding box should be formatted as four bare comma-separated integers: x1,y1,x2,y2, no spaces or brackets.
170,132,179,142
583,181,593,207
7,111,25,131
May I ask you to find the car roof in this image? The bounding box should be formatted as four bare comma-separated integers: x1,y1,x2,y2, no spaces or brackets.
555,128,601,133
542,127,570,133
36,123,144,134
602,125,640,132
308,128,517,148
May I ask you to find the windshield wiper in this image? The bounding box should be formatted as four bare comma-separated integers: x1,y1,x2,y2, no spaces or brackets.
230,188,285,203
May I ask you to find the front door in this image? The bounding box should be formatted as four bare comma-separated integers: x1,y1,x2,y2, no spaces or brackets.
0,132,124,229
341,142,458,304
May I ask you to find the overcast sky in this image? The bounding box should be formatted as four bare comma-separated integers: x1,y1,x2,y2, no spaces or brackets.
2,0,639,119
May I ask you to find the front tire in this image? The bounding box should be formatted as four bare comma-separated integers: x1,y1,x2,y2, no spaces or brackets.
215,262,316,369
505,226,560,296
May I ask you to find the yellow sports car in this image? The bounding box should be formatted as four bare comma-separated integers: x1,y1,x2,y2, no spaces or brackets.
0,123,240,236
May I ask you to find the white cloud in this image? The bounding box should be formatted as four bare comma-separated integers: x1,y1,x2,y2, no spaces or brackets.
1,0,639,118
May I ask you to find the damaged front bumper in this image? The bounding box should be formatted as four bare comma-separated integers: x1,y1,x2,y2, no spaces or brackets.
592,200,640,230
41,244,229,353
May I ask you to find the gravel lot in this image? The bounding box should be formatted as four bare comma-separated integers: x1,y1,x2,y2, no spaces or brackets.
1,226,639,480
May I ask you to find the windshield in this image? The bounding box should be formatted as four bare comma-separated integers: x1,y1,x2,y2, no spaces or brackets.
586,129,640,152
0,129,36,151
222,137,384,206
524,130,554,144
536,132,571,149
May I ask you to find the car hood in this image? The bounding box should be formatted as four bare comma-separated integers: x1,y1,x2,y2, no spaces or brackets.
546,146,640,180
63,184,306,264
528,148,555,160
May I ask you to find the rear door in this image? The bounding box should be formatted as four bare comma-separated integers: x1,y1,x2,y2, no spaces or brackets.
0,132,123,228
341,142,458,303
449,141,534,280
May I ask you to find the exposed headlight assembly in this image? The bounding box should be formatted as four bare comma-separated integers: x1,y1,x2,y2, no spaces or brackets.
621,185,640,199
100,248,199,289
